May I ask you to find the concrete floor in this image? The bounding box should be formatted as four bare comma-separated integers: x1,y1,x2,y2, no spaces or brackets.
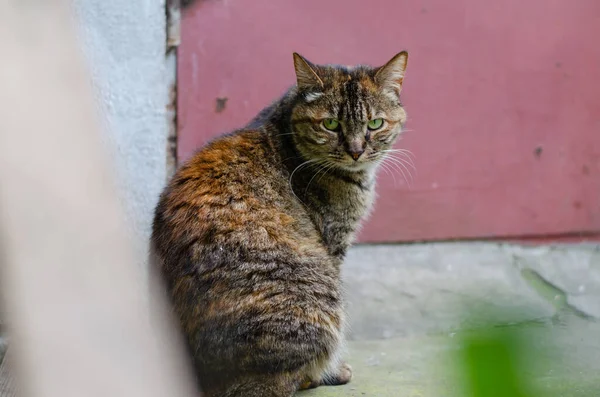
300,242,600,396
0,242,598,396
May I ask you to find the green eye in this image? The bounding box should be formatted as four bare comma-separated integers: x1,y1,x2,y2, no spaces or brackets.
368,118,384,130
322,118,340,131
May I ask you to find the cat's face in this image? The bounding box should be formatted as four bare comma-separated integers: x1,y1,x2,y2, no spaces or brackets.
290,52,408,172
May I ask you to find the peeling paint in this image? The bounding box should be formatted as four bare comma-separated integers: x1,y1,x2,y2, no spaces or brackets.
166,50,178,178
215,97,228,113
166,0,181,50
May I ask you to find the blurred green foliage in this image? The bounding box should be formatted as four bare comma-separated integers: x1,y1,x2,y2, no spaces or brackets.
459,327,531,397
454,314,600,397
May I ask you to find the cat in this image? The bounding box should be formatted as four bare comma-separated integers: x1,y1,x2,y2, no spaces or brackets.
151,51,409,397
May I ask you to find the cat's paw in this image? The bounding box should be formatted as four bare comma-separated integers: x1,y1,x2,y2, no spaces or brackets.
324,362,353,386
298,362,353,390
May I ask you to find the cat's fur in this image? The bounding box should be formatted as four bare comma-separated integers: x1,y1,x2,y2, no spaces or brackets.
151,52,409,397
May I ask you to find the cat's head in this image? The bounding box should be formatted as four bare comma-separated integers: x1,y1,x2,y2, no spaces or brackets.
290,52,408,172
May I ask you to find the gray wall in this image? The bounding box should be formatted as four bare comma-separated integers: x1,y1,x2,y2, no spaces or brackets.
72,0,169,270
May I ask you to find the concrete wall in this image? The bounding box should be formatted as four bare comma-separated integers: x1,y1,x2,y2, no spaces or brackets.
72,0,169,271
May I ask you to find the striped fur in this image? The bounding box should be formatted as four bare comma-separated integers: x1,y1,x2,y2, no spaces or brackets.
151,51,408,397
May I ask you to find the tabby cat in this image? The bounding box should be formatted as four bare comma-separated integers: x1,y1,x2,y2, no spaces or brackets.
151,51,409,397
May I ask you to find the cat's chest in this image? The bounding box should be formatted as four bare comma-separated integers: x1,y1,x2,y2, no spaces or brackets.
312,183,376,257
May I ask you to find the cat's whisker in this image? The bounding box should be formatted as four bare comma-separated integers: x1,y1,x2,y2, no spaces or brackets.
383,156,413,188
289,158,320,203
315,161,338,185
304,160,332,194
378,161,398,187
390,163,411,188
396,149,416,160
386,154,414,177
383,160,409,187
391,154,417,175
383,152,415,167
395,153,416,171
387,147,415,155
282,154,304,163
394,163,414,187
384,148,416,162
383,150,416,170
382,154,414,173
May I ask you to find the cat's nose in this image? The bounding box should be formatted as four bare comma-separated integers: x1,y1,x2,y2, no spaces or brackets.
347,149,365,161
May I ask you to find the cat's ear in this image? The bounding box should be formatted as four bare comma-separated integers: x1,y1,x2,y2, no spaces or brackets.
293,53,324,89
375,51,408,98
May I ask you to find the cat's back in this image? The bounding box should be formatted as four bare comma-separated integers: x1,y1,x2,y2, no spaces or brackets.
152,128,327,277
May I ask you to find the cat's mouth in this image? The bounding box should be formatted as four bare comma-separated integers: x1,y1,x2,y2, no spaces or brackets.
336,158,377,172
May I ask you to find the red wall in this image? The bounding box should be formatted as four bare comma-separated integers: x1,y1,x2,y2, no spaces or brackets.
178,0,600,243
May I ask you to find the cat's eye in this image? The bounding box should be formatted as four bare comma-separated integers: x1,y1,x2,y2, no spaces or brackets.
368,118,384,130
322,118,340,131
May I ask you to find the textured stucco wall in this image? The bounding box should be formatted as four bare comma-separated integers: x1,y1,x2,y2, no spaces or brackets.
72,0,168,271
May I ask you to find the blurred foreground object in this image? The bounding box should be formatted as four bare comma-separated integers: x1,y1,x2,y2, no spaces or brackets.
459,327,531,397
0,1,196,397
453,311,600,397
